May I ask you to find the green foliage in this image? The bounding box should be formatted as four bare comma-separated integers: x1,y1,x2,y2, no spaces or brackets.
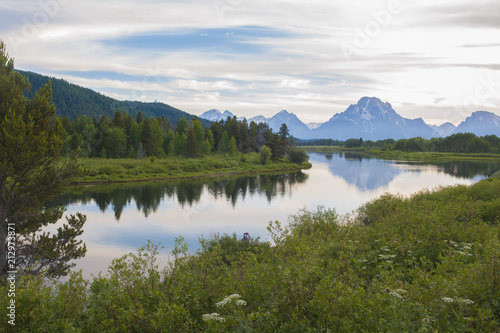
0,41,85,277
7,178,500,331
260,145,272,165
287,147,309,165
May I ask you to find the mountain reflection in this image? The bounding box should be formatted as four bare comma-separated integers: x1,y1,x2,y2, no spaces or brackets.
310,152,497,191
46,172,309,220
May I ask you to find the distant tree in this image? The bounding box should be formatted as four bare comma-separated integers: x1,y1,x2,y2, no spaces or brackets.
113,109,124,128
163,129,175,156
141,117,156,156
176,116,188,136
206,130,215,152
185,127,201,158
108,127,128,158
136,111,143,124
218,130,230,155
174,132,187,156
0,41,86,276
228,136,238,156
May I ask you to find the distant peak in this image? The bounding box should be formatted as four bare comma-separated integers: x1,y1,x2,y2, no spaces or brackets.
275,110,291,116
357,96,383,105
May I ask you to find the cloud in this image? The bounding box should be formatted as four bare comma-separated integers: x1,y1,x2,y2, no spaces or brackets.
1,0,499,124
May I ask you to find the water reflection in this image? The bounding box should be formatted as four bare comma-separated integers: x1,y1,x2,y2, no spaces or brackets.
47,172,309,221
313,153,497,191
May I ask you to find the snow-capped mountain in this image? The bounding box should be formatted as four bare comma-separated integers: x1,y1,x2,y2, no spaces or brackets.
248,115,268,124
199,109,235,122
431,122,456,137
306,122,323,130
266,110,311,138
454,111,500,136
200,99,500,141
311,97,438,140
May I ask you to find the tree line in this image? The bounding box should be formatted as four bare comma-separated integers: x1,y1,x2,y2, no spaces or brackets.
301,133,500,154
60,110,309,164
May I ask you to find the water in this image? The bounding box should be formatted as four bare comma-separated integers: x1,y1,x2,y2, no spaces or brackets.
47,153,497,278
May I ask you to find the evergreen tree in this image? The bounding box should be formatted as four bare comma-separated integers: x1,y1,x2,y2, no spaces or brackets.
228,136,238,156
163,129,175,156
0,41,86,276
140,117,156,156
176,116,188,136
206,130,215,152
218,130,230,155
185,127,201,158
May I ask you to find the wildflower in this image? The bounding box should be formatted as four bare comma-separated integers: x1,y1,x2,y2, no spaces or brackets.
456,298,474,305
442,297,454,303
215,298,230,307
236,300,247,306
202,313,225,322
227,294,241,299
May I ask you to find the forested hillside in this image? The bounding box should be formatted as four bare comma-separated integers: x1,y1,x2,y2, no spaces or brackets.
18,70,209,126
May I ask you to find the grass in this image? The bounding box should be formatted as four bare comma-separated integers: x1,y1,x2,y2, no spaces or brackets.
72,153,312,184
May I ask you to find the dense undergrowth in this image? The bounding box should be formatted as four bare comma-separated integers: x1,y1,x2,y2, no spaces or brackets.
2,178,500,332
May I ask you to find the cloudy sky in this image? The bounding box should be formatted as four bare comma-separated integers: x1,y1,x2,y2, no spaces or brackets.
1,0,499,125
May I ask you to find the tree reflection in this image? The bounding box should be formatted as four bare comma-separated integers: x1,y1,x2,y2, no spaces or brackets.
45,171,309,220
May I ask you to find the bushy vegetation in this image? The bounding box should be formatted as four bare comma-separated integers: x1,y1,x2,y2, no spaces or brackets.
3,178,500,331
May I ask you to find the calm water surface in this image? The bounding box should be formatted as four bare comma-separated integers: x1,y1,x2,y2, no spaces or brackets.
48,153,497,278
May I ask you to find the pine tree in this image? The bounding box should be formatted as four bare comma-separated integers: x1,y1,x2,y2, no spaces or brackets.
0,41,86,276
185,127,201,158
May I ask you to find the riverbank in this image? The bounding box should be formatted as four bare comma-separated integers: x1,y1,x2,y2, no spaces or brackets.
72,154,312,184
7,177,500,331
299,146,500,162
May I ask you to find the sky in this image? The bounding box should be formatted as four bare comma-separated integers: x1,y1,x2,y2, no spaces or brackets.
1,0,500,125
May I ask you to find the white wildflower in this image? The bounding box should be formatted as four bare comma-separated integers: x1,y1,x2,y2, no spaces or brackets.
236,300,247,306
442,297,454,303
456,298,474,305
227,294,241,299
215,298,230,307
202,313,225,322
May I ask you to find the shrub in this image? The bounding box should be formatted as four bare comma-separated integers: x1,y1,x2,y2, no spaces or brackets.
260,145,271,165
287,148,310,165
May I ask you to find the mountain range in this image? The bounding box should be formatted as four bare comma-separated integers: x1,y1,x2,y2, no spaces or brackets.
17,70,500,140
200,97,500,140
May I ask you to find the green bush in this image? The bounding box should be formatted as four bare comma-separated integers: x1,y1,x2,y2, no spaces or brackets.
260,145,271,165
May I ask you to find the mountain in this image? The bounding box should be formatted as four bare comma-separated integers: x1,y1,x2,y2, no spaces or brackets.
199,109,235,122
454,111,500,136
18,70,210,125
248,115,268,124
311,97,438,140
431,122,456,137
306,122,323,130
266,110,312,138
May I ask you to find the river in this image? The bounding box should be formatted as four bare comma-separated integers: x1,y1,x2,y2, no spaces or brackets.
46,153,498,278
